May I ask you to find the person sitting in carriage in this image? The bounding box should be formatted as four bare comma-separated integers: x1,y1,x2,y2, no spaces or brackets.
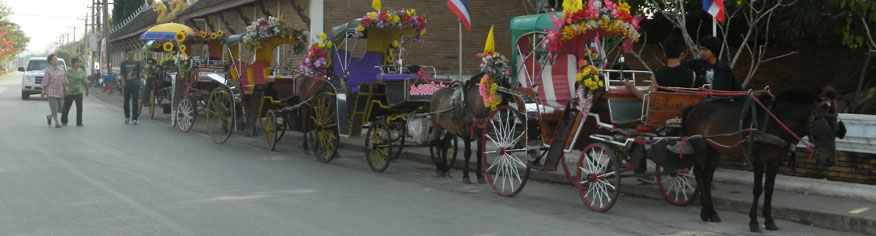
623,35,698,99
621,35,699,184
683,35,742,91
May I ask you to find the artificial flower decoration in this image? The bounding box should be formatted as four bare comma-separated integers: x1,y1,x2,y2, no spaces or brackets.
210,33,217,40
175,31,186,43
216,30,224,37
163,42,174,52
476,51,512,111
543,0,642,53
200,31,207,39
299,35,333,77
354,9,427,40
178,44,187,53
243,16,308,53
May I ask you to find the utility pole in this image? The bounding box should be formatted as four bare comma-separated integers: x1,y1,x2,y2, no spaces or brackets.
102,0,110,75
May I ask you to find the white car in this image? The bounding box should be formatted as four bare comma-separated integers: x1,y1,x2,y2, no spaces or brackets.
19,57,66,100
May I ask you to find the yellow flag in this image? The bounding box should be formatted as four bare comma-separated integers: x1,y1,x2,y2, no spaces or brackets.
372,0,381,11
573,0,583,12
484,25,495,54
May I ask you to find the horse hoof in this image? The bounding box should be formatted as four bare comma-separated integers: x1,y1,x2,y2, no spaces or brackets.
700,211,710,222
710,212,722,223
749,223,762,233
477,176,486,184
463,177,472,184
764,221,779,231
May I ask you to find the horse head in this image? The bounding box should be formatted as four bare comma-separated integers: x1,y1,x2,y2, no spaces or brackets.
807,88,846,167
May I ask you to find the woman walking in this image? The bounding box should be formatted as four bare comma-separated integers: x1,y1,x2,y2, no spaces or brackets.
61,58,88,126
41,54,67,128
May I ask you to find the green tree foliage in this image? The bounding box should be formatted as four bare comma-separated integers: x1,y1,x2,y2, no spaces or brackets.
0,3,29,64
112,0,145,28
840,0,876,49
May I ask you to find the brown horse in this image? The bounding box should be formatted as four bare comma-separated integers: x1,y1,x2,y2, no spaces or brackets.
681,89,846,232
430,73,502,184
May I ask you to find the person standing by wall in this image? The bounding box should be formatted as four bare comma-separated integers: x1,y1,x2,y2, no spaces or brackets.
41,54,67,128
120,51,141,125
61,58,89,126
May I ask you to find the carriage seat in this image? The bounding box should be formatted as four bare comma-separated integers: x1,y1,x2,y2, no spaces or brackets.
527,54,577,119
334,50,382,94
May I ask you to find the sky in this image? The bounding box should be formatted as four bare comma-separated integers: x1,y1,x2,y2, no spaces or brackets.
3,0,111,54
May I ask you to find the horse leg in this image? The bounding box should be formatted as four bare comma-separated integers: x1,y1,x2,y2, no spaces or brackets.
694,165,711,222
704,151,722,223
763,164,781,231
432,127,446,178
462,137,472,184
442,134,453,178
749,160,765,232
475,135,486,184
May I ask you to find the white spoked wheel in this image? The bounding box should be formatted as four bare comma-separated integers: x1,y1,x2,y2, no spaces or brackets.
656,165,698,206
481,106,529,197
176,97,196,132
576,143,621,212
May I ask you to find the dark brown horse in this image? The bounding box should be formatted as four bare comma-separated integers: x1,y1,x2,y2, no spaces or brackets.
429,73,503,184
681,89,846,232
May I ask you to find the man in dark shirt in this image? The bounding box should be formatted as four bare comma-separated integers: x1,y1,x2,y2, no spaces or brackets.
624,36,697,99
120,51,141,125
683,36,742,91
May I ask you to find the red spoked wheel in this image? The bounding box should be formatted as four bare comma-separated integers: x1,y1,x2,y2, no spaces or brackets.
656,165,698,206
575,143,621,212
481,106,530,197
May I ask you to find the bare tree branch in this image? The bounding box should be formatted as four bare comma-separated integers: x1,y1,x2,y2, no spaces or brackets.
861,16,876,49
759,51,798,64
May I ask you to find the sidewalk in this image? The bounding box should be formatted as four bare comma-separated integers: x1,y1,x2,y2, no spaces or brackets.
92,90,876,235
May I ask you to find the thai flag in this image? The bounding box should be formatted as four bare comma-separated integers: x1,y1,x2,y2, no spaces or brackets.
703,0,726,23
447,0,472,32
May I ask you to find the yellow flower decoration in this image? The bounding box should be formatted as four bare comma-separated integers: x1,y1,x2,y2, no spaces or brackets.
391,40,398,47
326,41,333,48
357,25,365,32
200,32,207,39
216,30,224,37
163,42,174,52
210,33,217,40
619,2,631,14
175,31,186,43
392,15,400,23
410,9,416,16
419,29,426,35
318,42,325,48
179,44,187,52
319,33,327,41
368,12,377,20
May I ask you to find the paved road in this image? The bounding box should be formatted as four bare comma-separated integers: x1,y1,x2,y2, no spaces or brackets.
0,71,858,236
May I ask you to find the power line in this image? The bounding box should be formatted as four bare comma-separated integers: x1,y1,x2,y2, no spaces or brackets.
10,13,82,18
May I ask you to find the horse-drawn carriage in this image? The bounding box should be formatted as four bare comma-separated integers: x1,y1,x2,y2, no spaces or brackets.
205,16,309,145
296,9,447,172
474,3,708,212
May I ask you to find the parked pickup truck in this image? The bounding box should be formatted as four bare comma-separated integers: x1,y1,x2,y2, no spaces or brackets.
19,57,66,100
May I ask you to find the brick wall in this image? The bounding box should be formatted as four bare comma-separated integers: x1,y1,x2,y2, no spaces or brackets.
719,150,876,185
323,0,527,79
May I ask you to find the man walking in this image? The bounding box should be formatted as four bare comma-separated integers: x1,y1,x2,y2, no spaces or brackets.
120,51,141,125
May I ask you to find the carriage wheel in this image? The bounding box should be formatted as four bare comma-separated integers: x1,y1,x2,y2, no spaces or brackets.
149,90,156,119
365,119,393,172
388,118,406,159
263,110,280,151
481,106,530,197
176,96,196,132
206,87,233,144
429,130,458,171
656,165,698,206
308,92,339,163
575,143,621,212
